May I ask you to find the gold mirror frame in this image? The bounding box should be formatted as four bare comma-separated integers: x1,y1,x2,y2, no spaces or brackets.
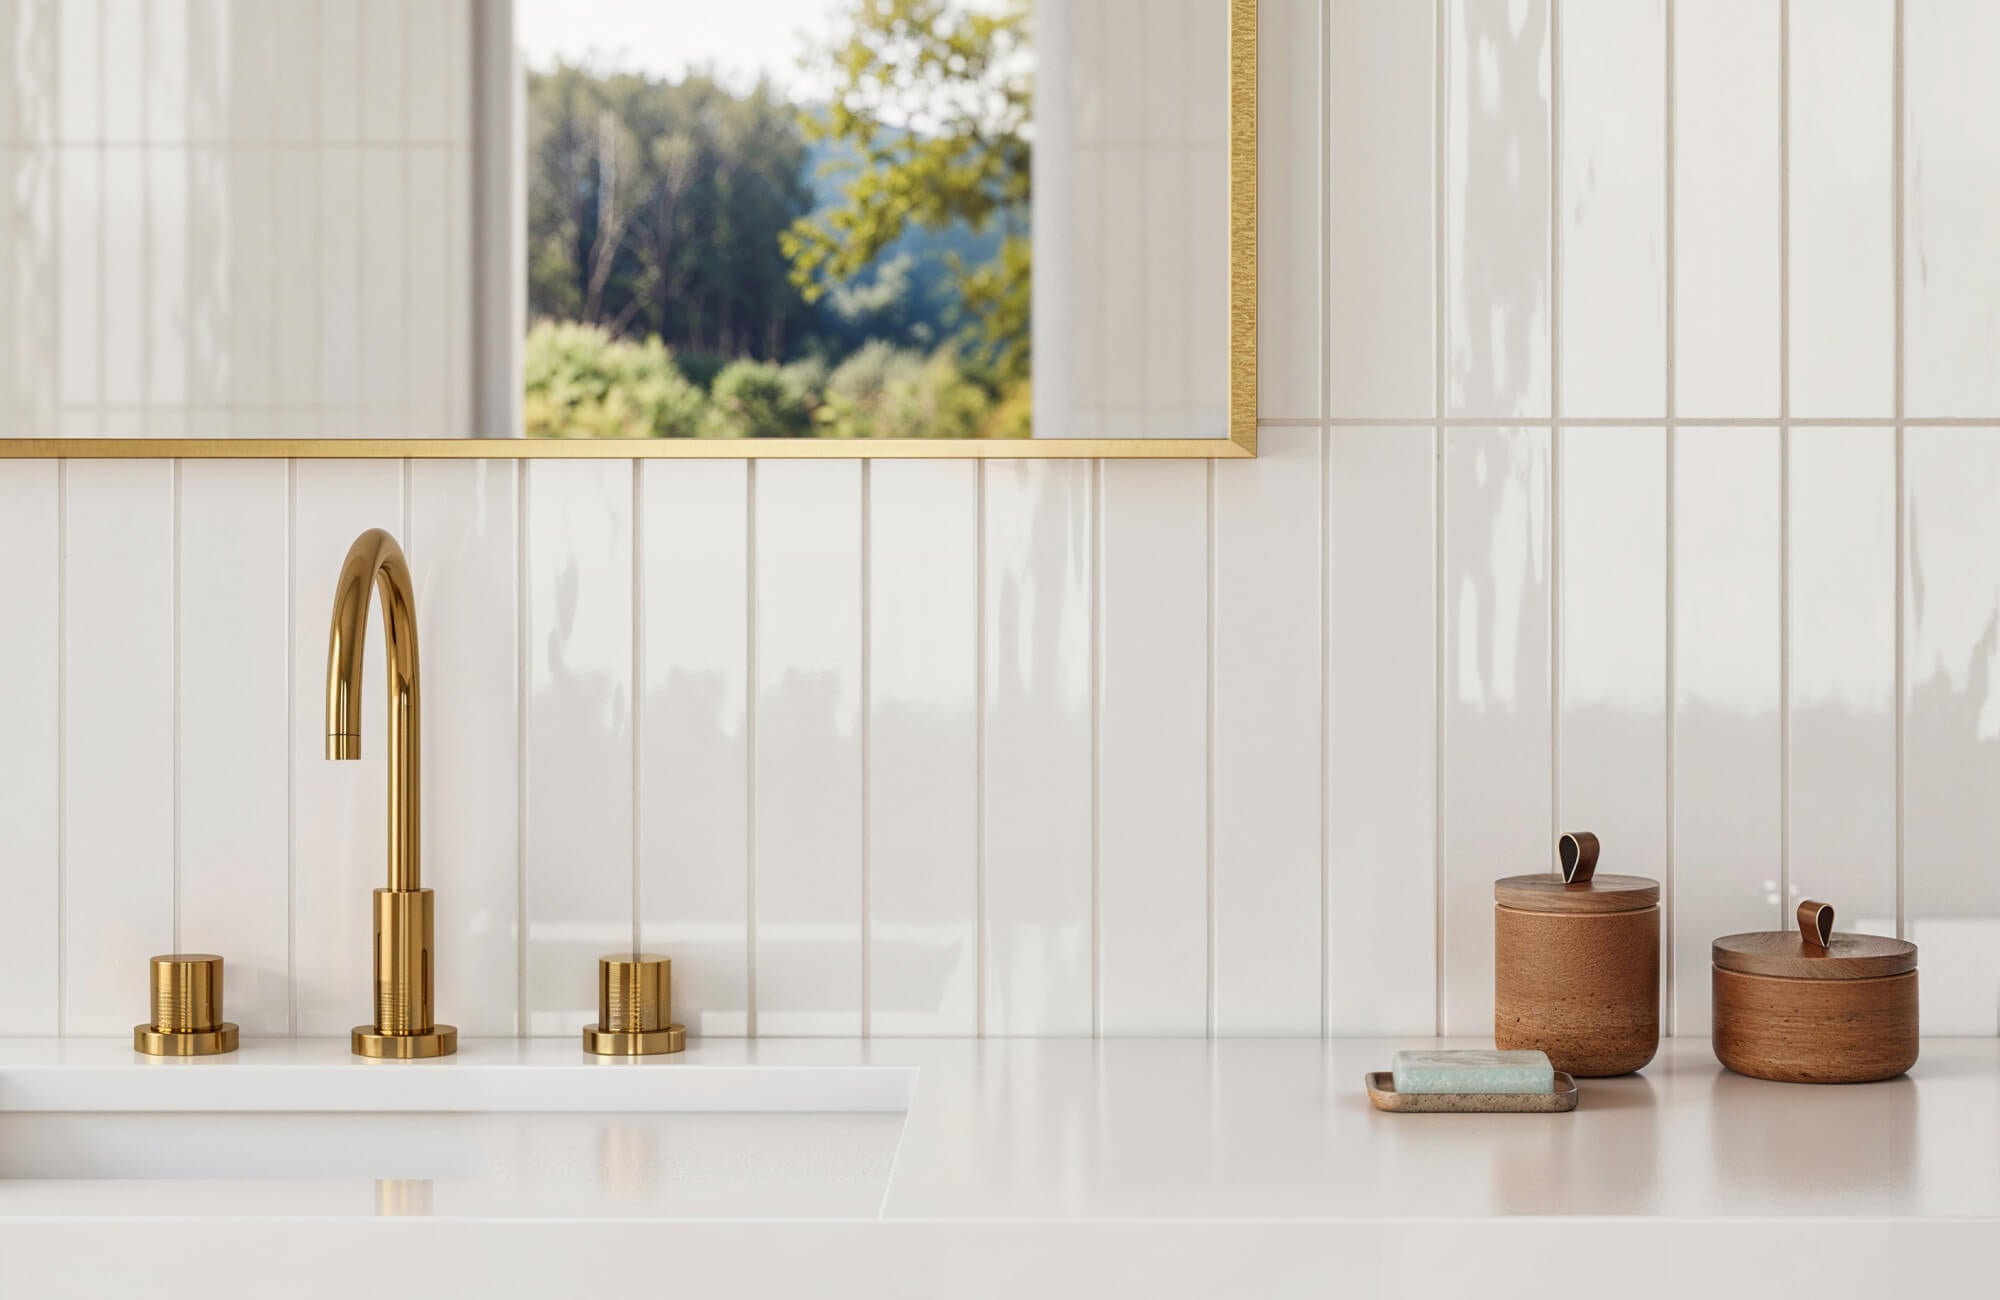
3,0,1255,462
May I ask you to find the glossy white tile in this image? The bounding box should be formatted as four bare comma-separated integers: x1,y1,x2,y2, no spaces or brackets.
1257,0,1319,421
1904,0,2000,416
1672,427,1782,1035
316,149,361,406
1674,0,1780,417
225,149,276,409
62,460,174,1035
1788,0,1893,418
411,459,520,1038
177,460,290,1036
290,459,403,1036
319,0,361,143
867,461,978,1037
1558,428,1668,937
273,151,316,408
1787,428,1895,932
1902,428,2000,1033
1445,0,1551,419
1441,426,1551,1036
638,460,751,1037
359,149,405,410
1328,0,1434,418
753,461,863,1036
406,0,449,142
1098,460,1208,1036
55,0,94,142
55,137,96,416
405,149,450,429
524,459,633,1036
983,460,1093,1036
101,0,143,143
0,461,59,1034
1326,427,1436,1035
146,147,187,409
360,0,403,143
225,0,275,145
271,0,317,143
1559,2,1666,417
1213,427,1321,1034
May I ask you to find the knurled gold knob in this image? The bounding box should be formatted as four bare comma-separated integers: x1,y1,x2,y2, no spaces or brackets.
582,953,684,1056
134,953,239,1056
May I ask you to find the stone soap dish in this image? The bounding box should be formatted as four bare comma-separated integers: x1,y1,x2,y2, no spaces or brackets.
1364,1071,1579,1113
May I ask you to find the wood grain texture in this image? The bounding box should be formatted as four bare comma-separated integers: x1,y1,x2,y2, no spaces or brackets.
1365,1072,1579,1114
1711,967,1919,1084
1711,931,1917,980
1495,904,1660,1077
1494,873,1661,914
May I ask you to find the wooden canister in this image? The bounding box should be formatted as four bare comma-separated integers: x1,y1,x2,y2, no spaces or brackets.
1495,831,1660,1077
1712,900,1918,1084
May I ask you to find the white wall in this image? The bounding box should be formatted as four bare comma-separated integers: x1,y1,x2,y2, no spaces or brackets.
2,0,1997,1039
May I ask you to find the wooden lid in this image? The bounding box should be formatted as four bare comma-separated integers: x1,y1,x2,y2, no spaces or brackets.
1494,830,1659,913
1712,900,1916,980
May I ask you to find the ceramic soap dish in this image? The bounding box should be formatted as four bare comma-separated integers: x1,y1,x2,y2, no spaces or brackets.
1364,1071,1579,1114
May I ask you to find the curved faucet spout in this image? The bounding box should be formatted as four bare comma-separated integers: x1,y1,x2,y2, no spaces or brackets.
325,527,423,893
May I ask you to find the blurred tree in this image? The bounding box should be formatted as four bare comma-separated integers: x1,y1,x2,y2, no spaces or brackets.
783,0,1032,383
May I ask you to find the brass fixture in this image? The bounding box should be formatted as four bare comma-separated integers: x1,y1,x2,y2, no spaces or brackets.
327,528,457,1060
582,953,685,1056
134,954,239,1056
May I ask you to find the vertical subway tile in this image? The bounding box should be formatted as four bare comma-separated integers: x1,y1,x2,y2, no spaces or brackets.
290,460,403,1036
319,0,360,143
178,461,290,1035
270,0,317,143
100,0,143,143
1441,426,1551,1035
359,149,406,414
56,0,96,142
317,149,361,407
146,146,188,411
0,462,59,1034
63,461,175,1035
411,459,520,1038
753,461,863,1036
1674,0,1781,417
149,0,188,143
184,0,226,143
983,460,1093,1035
1558,428,1668,923
226,149,276,412
1789,0,1894,418
1097,460,1208,1035
1559,2,1666,417
1257,0,1319,421
1328,0,1435,418
1672,427,1783,1034
1189,134,1230,438
56,139,98,416
360,0,403,143
1141,146,1194,434
7,149,58,427
1445,0,1551,419
273,151,317,409
1213,427,1321,1033
185,147,230,408
441,0,472,144
405,0,448,142
1788,428,1896,933
100,149,145,407
1325,428,1437,1034
404,149,450,432
1098,146,1144,436
446,146,471,433
638,461,750,1037
1904,0,2000,415
1903,428,2000,1032
524,459,633,1035
225,0,274,144
867,461,977,1036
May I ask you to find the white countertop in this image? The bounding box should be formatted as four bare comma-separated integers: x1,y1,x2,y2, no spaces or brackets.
2,1036,1995,1298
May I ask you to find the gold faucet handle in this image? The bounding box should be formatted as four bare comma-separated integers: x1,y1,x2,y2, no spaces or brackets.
582,953,685,1056
135,954,239,1056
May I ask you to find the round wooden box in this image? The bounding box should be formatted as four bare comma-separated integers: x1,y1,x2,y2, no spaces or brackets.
1494,832,1660,1078
1712,900,1918,1084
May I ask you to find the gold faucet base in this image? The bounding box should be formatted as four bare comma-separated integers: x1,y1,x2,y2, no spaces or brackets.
134,1023,239,1056
582,1023,685,1056
352,1024,458,1059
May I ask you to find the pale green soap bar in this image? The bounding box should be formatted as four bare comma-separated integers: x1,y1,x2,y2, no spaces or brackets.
1391,1049,1555,1095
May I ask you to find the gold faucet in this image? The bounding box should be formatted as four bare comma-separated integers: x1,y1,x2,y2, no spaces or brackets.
326,528,456,1059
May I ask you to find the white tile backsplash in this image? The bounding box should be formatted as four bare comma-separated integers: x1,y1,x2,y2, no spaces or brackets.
4,0,2000,1042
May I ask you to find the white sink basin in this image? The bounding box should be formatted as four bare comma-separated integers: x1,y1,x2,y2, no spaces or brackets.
0,1038,912,1220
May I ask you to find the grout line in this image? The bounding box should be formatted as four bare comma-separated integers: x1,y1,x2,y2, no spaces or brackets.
630,461,643,956
1317,0,1333,1040
94,0,104,438
1892,0,1907,941
1549,0,1564,871
860,460,872,1038
286,460,297,1034
1088,459,1101,1038
1663,0,1678,1037
744,460,759,1036
1204,457,1218,1039
138,0,151,436
1777,0,1791,925
1431,0,1447,1040
55,459,67,1034
515,460,529,1036
974,460,987,1038
1664,427,1677,1036
171,459,182,953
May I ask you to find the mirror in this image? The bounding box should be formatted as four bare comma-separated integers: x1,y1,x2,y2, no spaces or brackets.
0,0,1255,458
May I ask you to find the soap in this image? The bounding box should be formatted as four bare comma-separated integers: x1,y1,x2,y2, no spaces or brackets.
1391,1049,1555,1095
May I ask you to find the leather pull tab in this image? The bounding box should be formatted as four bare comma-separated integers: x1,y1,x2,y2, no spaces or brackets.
1798,900,1835,949
1558,831,1600,885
